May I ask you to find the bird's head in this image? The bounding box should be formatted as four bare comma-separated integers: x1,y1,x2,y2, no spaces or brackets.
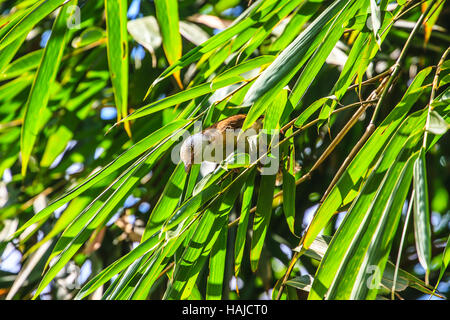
179,132,211,172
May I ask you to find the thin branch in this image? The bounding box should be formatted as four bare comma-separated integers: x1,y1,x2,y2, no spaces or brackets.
320,122,375,202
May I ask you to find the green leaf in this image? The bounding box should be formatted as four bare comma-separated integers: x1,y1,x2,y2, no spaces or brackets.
241,0,365,132
154,0,183,88
0,0,68,50
250,173,276,272
102,253,153,300
237,0,305,61
263,88,288,130
0,49,43,81
33,136,178,298
318,9,394,122
105,0,130,136
431,236,450,296
294,97,331,128
243,0,352,107
297,234,435,296
20,1,77,177
129,55,273,122
413,148,432,273
124,76,243,121
0,33,28,72
214,55,275,84
71,27,105,48
288,0,367,110
286,275,314,292
282,127,296,234
75,234,163,299
269,0,323,54
23,177,113,258
369,0,381,44
142,163,187,241
234,168,256,277
206,223,228,300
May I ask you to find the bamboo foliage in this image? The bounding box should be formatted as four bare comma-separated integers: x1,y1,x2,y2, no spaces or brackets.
0,0,448,300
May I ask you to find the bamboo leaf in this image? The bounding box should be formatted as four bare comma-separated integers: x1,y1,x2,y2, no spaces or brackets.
431,236,450,296
288,0,367,109
282,127,296,234
125,76,243,121
142,163,187,241
0,0,68,50
154,0,183,88
241,0,361,131
413,148,432,274
105,0,130,136
206,223,228,300
297,235,435,296
20,1,77,177
318,8,395,122
0,49,43,80
286,275,314,292
33,136,178,298
71,27,105,48
0,33,28,72
250,173,276,272
269,0,323,54
234,168,256,277
369,0,381,45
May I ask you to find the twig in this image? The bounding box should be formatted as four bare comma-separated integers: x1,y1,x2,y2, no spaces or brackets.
320,122,375,202
156,262,175,282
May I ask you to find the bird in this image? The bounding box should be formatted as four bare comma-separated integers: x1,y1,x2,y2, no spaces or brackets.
179,114,264,172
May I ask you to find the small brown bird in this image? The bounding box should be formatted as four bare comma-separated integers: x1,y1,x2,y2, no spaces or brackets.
180,114,263,172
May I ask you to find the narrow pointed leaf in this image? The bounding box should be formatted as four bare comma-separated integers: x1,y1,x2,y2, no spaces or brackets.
0,0,68,50
250,173,276,272
206,223,228,300
234,168,256,276
20,1,77,176
154,0,183,88
105,0,130,135
413,148,432,273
